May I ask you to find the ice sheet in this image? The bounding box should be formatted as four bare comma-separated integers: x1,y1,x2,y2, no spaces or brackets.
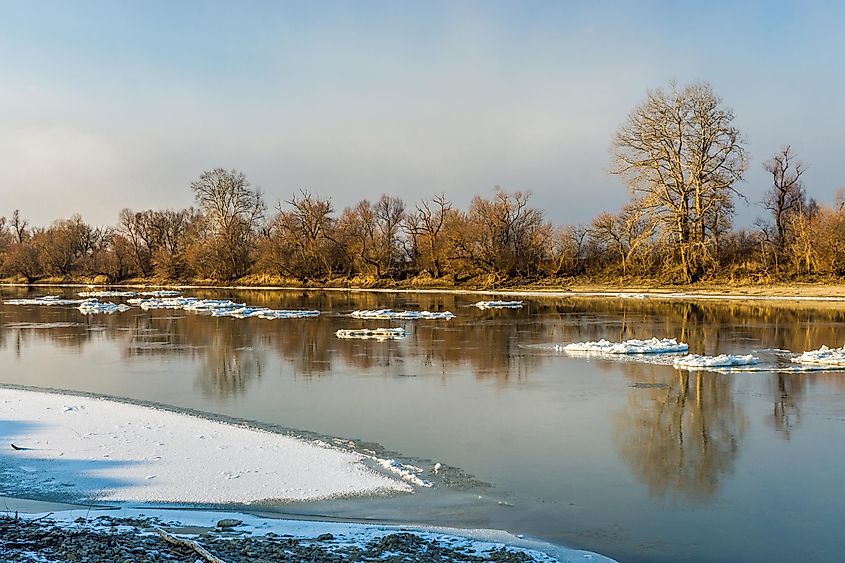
0,388,411,504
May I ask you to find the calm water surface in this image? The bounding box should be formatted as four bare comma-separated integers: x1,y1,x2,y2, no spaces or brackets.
1,287,844,562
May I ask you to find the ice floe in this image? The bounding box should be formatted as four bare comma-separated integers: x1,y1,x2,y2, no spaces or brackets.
350,309,454,320
126,297,319,319
672,354,758,370
791,345,845,366
3,295,94,306
557,337,689,354
474,300,524,309
77,301,131,314
78,290,139,298
0,388,410,503
336,327,407,340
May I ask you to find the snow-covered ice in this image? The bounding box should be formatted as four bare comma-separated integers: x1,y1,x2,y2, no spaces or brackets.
558,338,688,354
350,309,455,320
3,295,94,306
78,290,139,298
792,345,845,366
374,458,433,487
336,327,407,340
672,354,758,370
77,301,131,314
214,306,320,319
0,388,411,503
126,297,320,319
474,300,524,309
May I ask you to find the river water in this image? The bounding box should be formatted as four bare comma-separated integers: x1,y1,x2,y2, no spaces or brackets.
1,287,843,562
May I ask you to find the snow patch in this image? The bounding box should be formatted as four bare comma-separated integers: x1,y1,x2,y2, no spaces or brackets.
350,309,454,320
673,354,758,370
336,328,407,340
0,388,411,504
558,338,688,354
474,300,524,309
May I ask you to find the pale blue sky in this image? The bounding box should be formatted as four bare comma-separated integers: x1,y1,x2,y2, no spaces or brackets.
1,0,842,227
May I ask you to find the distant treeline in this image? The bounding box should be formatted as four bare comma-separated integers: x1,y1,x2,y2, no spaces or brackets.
1,82,842,287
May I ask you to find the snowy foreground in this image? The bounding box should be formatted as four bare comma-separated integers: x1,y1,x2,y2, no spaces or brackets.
0,388,616,561
350,309,455,320
0,388,415,503
0,508,615,563
792,344,845,366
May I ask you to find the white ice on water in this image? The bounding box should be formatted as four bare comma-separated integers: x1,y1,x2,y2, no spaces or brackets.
78,290,139,298
557,338,688,354
672,354,758,369
474,300,524,309
3,295,94,306
126,297,320,319
77,301,131,314
336,327,407,340
0,388,410,503
792,345,845,366
350,309,454,320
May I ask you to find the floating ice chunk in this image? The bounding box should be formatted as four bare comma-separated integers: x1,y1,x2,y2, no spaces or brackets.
78,290,138,298
375,458,432,488
558,338,688,355
351,309,454,320
4,295,95,306
127,297,319,320
78,301,131,315
214,307,320,319
792,345,845,366
474,300,524,309
128,297,199,310
336,328,406,340
138,290,182,297
673,354,758,369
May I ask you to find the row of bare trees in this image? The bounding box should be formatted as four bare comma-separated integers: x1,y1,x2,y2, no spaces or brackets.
1,82,842,285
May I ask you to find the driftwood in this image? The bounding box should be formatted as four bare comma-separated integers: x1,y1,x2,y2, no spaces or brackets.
154,528,227,563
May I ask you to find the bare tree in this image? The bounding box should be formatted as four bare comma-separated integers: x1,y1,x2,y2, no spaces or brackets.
762,145,807,252
405,194,452,278
612,82,747,281
190,169,265,279
590,200,656,276
11,209,28,243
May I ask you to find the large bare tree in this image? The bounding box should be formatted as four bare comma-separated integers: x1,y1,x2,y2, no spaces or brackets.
612,82,747,281
190,168,265,279
762,145,807,251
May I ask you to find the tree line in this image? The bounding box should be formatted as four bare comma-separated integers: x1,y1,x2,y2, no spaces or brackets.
1,81,842,286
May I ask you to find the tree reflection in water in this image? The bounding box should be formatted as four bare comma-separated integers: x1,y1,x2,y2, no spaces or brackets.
613,366,746,502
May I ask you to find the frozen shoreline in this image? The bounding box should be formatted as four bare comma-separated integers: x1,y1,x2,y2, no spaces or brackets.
0,387,615,561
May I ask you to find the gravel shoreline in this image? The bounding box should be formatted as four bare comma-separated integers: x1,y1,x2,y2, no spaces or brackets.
0,514,553,562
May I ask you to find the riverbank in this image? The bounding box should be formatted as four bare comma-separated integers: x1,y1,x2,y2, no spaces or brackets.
0,507,601,562
5,278,845,302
